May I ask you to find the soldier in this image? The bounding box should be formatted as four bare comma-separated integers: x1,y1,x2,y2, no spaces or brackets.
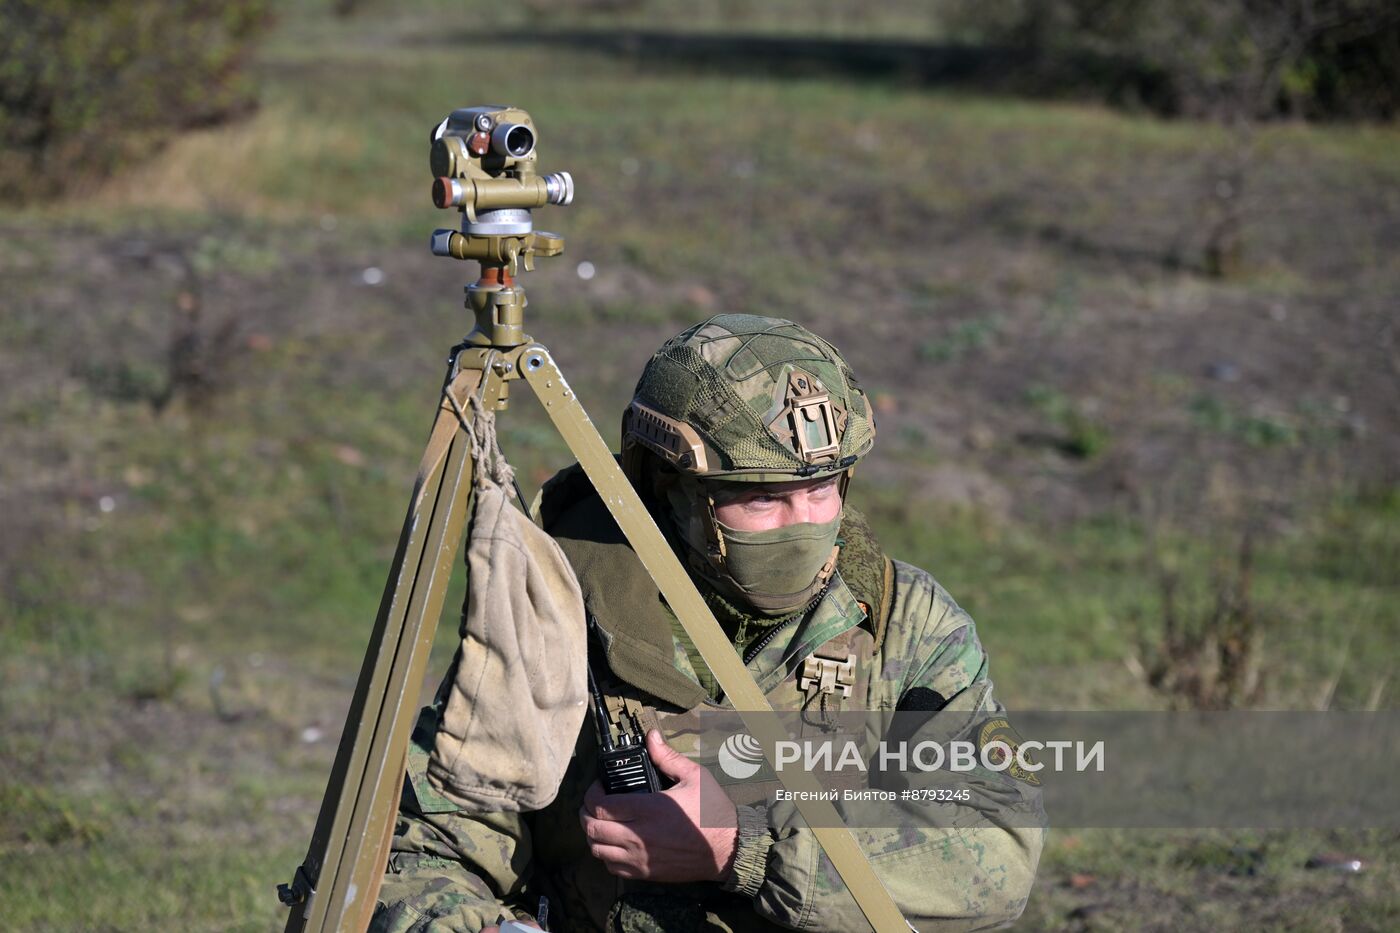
372,314,1043,932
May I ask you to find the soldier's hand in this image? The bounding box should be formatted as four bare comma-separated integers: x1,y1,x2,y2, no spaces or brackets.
579,729,739,883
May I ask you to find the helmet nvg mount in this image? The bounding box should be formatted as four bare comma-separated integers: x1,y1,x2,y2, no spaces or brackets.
622,314,876,485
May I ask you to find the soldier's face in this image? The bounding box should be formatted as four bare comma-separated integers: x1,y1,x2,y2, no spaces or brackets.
709,474,842,532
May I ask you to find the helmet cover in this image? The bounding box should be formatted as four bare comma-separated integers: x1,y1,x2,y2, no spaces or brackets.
622,314,875,483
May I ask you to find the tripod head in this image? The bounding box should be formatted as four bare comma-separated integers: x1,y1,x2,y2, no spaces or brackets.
429,105,573,347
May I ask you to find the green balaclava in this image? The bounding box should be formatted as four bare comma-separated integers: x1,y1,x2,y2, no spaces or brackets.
662,475,842,616
623,315,876,616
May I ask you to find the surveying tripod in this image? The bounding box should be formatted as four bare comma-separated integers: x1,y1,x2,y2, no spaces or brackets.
277,105,910,933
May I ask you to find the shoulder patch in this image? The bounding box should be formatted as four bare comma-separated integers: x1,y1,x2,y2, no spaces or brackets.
978,716,1041,786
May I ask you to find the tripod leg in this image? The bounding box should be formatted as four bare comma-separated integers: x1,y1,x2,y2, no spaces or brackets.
282,367,487,933
354,765,406,932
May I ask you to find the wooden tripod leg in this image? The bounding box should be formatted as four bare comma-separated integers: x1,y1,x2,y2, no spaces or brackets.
354,757,406,932
281,365,490,933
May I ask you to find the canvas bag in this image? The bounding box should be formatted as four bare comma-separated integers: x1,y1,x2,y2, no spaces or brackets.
427,398,588,812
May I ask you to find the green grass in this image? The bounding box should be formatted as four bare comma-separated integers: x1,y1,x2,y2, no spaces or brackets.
1023,384,1113,460
2,834,304,931
1018,827,1400,932
853,487,1398,712
60,8,1396,293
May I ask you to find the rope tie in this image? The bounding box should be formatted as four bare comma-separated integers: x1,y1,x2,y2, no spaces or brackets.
443,387,516,497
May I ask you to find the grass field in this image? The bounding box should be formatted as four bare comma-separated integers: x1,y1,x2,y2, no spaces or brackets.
2,2,1396,930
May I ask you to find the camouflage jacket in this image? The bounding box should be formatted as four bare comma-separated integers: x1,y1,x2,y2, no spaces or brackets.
371,473,1043,933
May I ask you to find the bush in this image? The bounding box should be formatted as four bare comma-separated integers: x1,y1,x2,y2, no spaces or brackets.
943,0,1400,120
0,0,272,203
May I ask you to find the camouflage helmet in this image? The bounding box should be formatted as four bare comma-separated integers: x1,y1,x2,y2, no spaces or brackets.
622,314,876,484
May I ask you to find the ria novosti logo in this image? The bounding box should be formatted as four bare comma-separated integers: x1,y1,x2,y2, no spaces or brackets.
715,725,1103,783
718,733,765,779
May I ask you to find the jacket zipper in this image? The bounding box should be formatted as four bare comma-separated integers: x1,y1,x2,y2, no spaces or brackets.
741,583,831,665
742,615,800,665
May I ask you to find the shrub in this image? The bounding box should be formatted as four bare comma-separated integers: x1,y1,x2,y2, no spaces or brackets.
943,0,1400,120
0,0,272,203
